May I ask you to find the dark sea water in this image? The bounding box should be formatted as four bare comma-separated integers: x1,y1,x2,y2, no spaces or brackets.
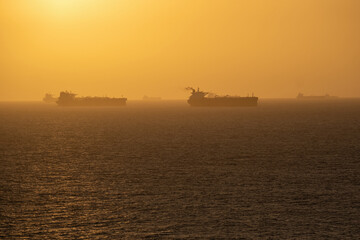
0,100,359,239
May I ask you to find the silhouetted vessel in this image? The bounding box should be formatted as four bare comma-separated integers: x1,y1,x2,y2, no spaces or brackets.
143,95,162,101
297,93,338,100
187,87,258,107
43,94,58,103
57,91,127,106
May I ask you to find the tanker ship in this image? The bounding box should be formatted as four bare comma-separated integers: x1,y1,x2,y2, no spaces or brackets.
187,87,258,107
297,93,338,100
56,91,127,106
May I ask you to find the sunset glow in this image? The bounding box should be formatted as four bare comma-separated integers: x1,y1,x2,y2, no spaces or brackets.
1,0,360,100
1,1,360,239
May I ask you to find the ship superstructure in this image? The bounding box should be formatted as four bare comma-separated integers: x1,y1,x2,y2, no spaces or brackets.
187,87,258,107
56,91,127,106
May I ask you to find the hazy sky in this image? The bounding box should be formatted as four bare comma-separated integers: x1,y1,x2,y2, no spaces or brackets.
1,0,359,100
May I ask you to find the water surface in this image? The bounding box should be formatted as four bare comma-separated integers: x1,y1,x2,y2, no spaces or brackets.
1,100,359,239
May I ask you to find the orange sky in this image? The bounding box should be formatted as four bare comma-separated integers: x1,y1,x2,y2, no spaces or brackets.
1,0,359,100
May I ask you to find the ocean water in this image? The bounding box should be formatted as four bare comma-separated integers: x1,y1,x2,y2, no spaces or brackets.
0,100,359,239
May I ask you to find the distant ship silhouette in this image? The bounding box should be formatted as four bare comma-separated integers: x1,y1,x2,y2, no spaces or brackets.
56,91,127,106
143,95,162,101
187,87,258,107
42,93,57,103
297,93,338,100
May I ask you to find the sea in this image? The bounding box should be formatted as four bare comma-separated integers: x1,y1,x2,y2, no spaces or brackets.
0,99,359,239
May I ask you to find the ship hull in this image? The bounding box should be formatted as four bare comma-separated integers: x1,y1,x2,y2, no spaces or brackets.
188,97,258,107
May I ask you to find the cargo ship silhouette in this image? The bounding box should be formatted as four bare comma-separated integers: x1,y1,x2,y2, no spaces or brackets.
187,87,258,107
56,91,127,106
143,95,162,101
297,93,338,100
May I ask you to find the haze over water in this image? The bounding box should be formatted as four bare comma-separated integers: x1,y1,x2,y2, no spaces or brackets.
1,0,360,100
1,0,360,238
1,100,359,239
